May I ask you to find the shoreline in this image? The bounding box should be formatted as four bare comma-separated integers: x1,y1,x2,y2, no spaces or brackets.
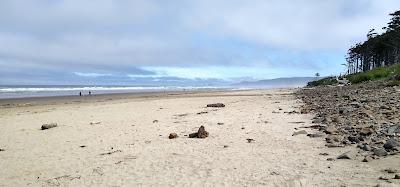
0,88,235,108
0,88,299,109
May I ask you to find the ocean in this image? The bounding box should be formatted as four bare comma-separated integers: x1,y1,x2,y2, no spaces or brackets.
0,85,229,99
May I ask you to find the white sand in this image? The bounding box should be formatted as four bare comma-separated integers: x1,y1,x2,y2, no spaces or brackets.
0,89,399,186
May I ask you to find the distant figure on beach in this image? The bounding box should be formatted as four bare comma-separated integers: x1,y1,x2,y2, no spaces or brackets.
79,92,82,96
88,91,91,96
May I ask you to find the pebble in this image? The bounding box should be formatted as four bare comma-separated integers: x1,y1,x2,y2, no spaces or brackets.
307,132,325,138
206,103,225,108
169,133,178,139
246,138,254,143
383,138,399,150
362,156,372,162
373,148,388,157
384,168,398,173
292,130,308,136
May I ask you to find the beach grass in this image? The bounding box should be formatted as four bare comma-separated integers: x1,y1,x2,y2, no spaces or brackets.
347,64,400,85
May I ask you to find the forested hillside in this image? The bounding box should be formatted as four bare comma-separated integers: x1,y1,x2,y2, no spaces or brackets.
346,10,400,74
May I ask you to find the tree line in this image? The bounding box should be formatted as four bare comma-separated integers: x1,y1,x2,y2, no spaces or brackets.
346,10,400,74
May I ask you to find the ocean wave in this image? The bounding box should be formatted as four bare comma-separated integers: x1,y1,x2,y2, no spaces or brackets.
0,86,222,93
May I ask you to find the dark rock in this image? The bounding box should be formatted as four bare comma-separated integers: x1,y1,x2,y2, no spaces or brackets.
41,123,58,130
394,174,400,179
348,136,360,143
206,103,225,108
292,130,308,136
307,132,325,138
342,140,351,145
0,148,5,152
153,120,159,123
373,148,388,157
169,133,178,139
188,133,198,138
217,122,224,125
300,108,309,114
284,110,299,114
384,168,398,174
326,143,345,148
246,138,254,143
198,126,209,138
326,158,334,161
362,156,372,162
312,118,324,124
319,153,329,156
383,138,399,150
196,111,208,115
189,126,209,138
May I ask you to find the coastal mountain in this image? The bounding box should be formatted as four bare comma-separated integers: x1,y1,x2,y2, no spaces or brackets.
233,77,319,88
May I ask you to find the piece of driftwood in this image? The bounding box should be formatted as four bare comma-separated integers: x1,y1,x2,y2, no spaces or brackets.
41,123,58,130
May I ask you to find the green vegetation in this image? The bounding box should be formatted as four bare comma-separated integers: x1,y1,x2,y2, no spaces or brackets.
307,77,338,87
307,10,400,87
346,10,400,74
346,64,400,85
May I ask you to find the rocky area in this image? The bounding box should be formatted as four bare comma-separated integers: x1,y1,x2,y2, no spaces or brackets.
297,81,400,160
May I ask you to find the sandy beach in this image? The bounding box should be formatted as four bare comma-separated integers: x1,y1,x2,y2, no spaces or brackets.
0,89,399,186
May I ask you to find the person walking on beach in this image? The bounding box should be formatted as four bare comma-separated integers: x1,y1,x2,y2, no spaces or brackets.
79,92,82,96
88,91,91,96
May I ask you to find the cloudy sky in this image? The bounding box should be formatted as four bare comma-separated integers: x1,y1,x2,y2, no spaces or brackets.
0,0,399,85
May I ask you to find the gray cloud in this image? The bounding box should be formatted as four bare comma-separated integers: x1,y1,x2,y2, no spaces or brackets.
0,0,399,84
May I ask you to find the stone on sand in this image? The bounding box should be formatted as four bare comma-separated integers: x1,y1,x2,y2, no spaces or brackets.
189,126,209,138
41,123,58,130
206,103,225,108
383,138,399,150
307,132,325,138
362,156,373,162
292,130,308,136
373,148,388,157
169,133,178,139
